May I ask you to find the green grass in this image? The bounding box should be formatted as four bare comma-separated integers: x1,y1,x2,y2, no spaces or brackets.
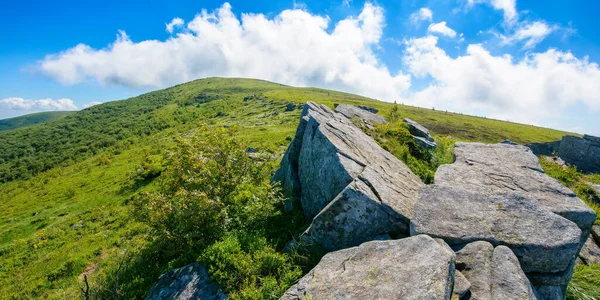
0,111,75,132
0,77,591,299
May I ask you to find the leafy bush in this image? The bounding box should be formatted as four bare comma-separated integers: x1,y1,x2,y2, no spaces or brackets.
131,127,281,250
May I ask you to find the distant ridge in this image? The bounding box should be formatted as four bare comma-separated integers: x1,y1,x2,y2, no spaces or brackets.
0,111,75,132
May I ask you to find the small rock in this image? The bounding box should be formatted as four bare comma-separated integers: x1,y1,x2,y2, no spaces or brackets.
245,147,258,153
146,263,226,300
454,241,494,300
453,270,471,299
285,103,297,111
544,156,566,167
501,139,518,145
403,118,434,141
414,136,437,150
357,105,378,113
579,234,600,265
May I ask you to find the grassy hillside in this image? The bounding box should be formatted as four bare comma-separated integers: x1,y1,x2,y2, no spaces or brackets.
0,77,586,299
0,111,75,132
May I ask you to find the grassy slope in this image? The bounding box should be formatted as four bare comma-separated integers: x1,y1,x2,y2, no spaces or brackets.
0,111,75,132
0,78,584,298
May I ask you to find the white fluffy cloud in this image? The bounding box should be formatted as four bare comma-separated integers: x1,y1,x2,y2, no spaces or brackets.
428,21,457,37
0,97,77,111
410,8,433,24
403,36,600,124
165,17,184,34
469,0,517,24
500,21,555,49
38,2,411,102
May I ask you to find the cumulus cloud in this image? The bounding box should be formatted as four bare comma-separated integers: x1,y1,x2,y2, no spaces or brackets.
500,21,555,49
403,35,600,124
165,17,184,34
38,2,411,102
469,0,517,24
0,97,77,111
427,21,457,37
410,8,433,24
83,101,103,108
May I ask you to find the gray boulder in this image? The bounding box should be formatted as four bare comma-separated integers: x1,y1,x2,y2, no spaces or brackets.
579,234,600,265
281,235,455,300
434,142,596,240
411,184,581,274
490,246,538,300
454,241,494,300
285,103,297,111
558,135,600,173
273,102,423,251
358,105,378,113
544,156,566,167
334,103,386,129
146,263,226,300
526,141,561,156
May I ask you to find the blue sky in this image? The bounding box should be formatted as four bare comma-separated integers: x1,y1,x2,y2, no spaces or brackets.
1,0,599,135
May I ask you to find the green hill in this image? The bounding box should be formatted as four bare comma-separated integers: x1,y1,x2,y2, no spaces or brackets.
0,111,75,132
0,77,594,299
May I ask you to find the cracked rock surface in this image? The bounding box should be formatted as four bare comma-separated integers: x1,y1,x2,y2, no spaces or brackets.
281,235,455,300
273,102,423,251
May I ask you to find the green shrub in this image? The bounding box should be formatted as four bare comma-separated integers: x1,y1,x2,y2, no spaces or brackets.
131,127,281,251
201,233,302,299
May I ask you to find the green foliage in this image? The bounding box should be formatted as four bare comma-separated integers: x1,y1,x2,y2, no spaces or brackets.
131,127,281,250
540,157,600,226
201,233,302,299
366,122,455,183
567,264,600,300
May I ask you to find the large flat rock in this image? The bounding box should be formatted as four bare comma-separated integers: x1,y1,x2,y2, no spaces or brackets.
281,235,455,300
274,102,423,251
435,143,596,233
411,184,581,274
146,263,226,300
334,104,386,129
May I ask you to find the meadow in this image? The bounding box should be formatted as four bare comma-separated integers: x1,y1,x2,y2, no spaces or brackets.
0,77,593,299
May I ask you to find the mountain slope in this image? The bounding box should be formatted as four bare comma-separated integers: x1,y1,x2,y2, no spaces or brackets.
0,77,584,299
0,111,75,132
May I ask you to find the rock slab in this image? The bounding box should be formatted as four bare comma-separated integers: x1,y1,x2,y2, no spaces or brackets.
490,246,538,300
411,184,581,274
273,102,423,251
558,135,600,174
334,103,386,129
281,235,455,300
146,263,226,300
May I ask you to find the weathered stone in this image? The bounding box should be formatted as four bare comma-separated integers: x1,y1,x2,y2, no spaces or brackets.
453,270,471,299
579,234,600,265
334,103,386,129
558,135,600,174
526,141,561,156
415,136,437,150
454,241,494,300
274,102,423,251
281,235,455,300
527,258,575,286
403,118,433,141
584,134,600,145
285,103,297,111
490,246,538,300
411,184,581,274
544,156,566,167
357,105,378,113
435,142,596,239
146,263,226,300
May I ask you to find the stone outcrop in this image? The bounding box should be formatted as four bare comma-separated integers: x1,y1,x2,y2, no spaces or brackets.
527,141,561,156
412,141,596,298
403,118,437,150
281,235,455,300
273,102,423,252
412,184,581,273
333,103,386,129
146,263,226,300
558,135,600,173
